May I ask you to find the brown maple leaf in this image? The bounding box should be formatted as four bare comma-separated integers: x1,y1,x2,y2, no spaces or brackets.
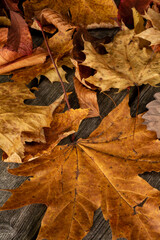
0,82,64,163
2,95,160,239
23,0,118,27
24,107,89,161
74,29,160,92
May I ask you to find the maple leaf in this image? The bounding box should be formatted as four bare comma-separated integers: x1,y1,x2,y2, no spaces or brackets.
118,0,152,28
2,95,160,239
0,82,64,163
143,92,160,138
23,0,118,27
74,29,160,92
24,107,89,161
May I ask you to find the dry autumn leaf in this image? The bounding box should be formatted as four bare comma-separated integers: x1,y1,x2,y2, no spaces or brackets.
2,95,160,239
118,0,152,28
143,7,160,30
0,82,64,163
74,29,160,92
3,0,20,12
0,28,8,48
136,8,160,46
143,92,160,138
23,0,118,27
9,54,73,84
4,10,74,83
0,47,47,75
24,107,89,161
0,10,32,66
136,28,160,46
132,7,145,34
38,9,75,59
74,77,100,118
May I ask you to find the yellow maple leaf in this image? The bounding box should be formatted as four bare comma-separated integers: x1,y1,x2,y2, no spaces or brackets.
75,29,160,92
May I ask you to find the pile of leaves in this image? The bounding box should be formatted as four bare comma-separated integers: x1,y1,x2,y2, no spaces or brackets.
1,0,160,239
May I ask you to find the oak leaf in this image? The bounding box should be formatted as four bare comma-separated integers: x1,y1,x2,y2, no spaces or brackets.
75,29,160,92
2,95,160,239
143,92,160,138
23,0,118,27
0,82,63,162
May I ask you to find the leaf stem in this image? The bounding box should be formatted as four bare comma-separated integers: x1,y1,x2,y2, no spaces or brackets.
36,19,71,110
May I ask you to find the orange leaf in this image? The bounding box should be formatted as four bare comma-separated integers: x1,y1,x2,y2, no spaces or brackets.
74,77,100,118
2,95,160,239
0,11,32,66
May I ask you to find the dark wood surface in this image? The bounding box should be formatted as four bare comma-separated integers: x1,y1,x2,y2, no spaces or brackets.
1,2,160,238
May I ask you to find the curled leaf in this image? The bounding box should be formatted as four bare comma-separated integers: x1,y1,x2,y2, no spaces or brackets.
0,47,47,75
0,11,32,66
39,9,75,59
74,77,100,118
